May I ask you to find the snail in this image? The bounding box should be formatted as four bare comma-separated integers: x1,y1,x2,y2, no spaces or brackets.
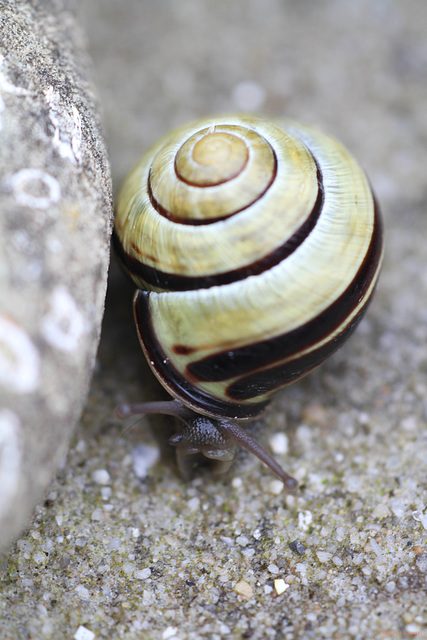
114,114,383,489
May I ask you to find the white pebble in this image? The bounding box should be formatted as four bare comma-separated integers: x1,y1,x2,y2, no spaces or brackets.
385,581,396,593
107,537,122,551
268,563,280,574
122,562,136,576
91,508,104,521
335,526,346,542
135,568,151,580
296,424,312,445
33,553,46,564
372,503,390,519
389,500,405,518
75,585,90,599
269,479,284,495
298,510,313,531
42,538,54,552
162,628,178,640
187,497,200,511
345,475,363,492
401,415,418,431
285,494,296,509
412,510,427,530
406,624,422,635
21,578,34,588
220,536,234,547
132,444,159,478
75,440,86,452
74,625,95,640
101,487,112,500
236,535,249,547
316,552,332,563
75,538,87,548
274,579,289,595
91,469,110,485
294,563,307,575
369,537,383,558
269,432,289,454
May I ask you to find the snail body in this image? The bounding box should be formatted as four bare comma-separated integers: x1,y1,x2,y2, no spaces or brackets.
114,114,383,486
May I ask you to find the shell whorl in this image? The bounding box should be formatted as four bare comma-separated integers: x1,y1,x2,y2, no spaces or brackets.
115,114,383,421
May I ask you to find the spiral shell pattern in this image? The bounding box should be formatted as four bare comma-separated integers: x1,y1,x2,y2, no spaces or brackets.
115,114,383,420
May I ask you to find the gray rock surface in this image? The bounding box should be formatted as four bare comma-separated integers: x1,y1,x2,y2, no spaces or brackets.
0,0,112,550
1,1,427,639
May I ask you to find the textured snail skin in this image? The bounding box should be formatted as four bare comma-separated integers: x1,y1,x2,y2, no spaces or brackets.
114,114,383,483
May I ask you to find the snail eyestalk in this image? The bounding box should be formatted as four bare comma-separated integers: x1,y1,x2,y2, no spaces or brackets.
215,419,298,490
115,399,297,490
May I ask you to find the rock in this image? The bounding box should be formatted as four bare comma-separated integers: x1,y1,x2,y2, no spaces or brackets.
289,540,307,556
0,0,112,550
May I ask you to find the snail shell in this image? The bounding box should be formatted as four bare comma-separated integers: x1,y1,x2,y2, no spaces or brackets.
114,114,383,484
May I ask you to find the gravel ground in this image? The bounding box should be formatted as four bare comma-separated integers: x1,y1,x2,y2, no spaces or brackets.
1,1,427,639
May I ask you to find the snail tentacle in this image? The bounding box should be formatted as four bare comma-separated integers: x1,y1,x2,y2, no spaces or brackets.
116,399,193,421
215,419,298,490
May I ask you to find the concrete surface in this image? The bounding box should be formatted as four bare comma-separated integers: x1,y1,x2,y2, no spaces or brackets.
1,1,426,639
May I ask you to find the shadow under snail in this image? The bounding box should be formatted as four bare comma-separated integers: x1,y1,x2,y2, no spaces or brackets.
114,113,384,489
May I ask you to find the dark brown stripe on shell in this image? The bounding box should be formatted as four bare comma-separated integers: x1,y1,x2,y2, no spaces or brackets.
113,162,323,292
226,305,366,400
133,290,269,420
187,200,383,385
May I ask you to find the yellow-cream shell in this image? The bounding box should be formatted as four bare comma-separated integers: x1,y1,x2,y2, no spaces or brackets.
115,114,383,420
